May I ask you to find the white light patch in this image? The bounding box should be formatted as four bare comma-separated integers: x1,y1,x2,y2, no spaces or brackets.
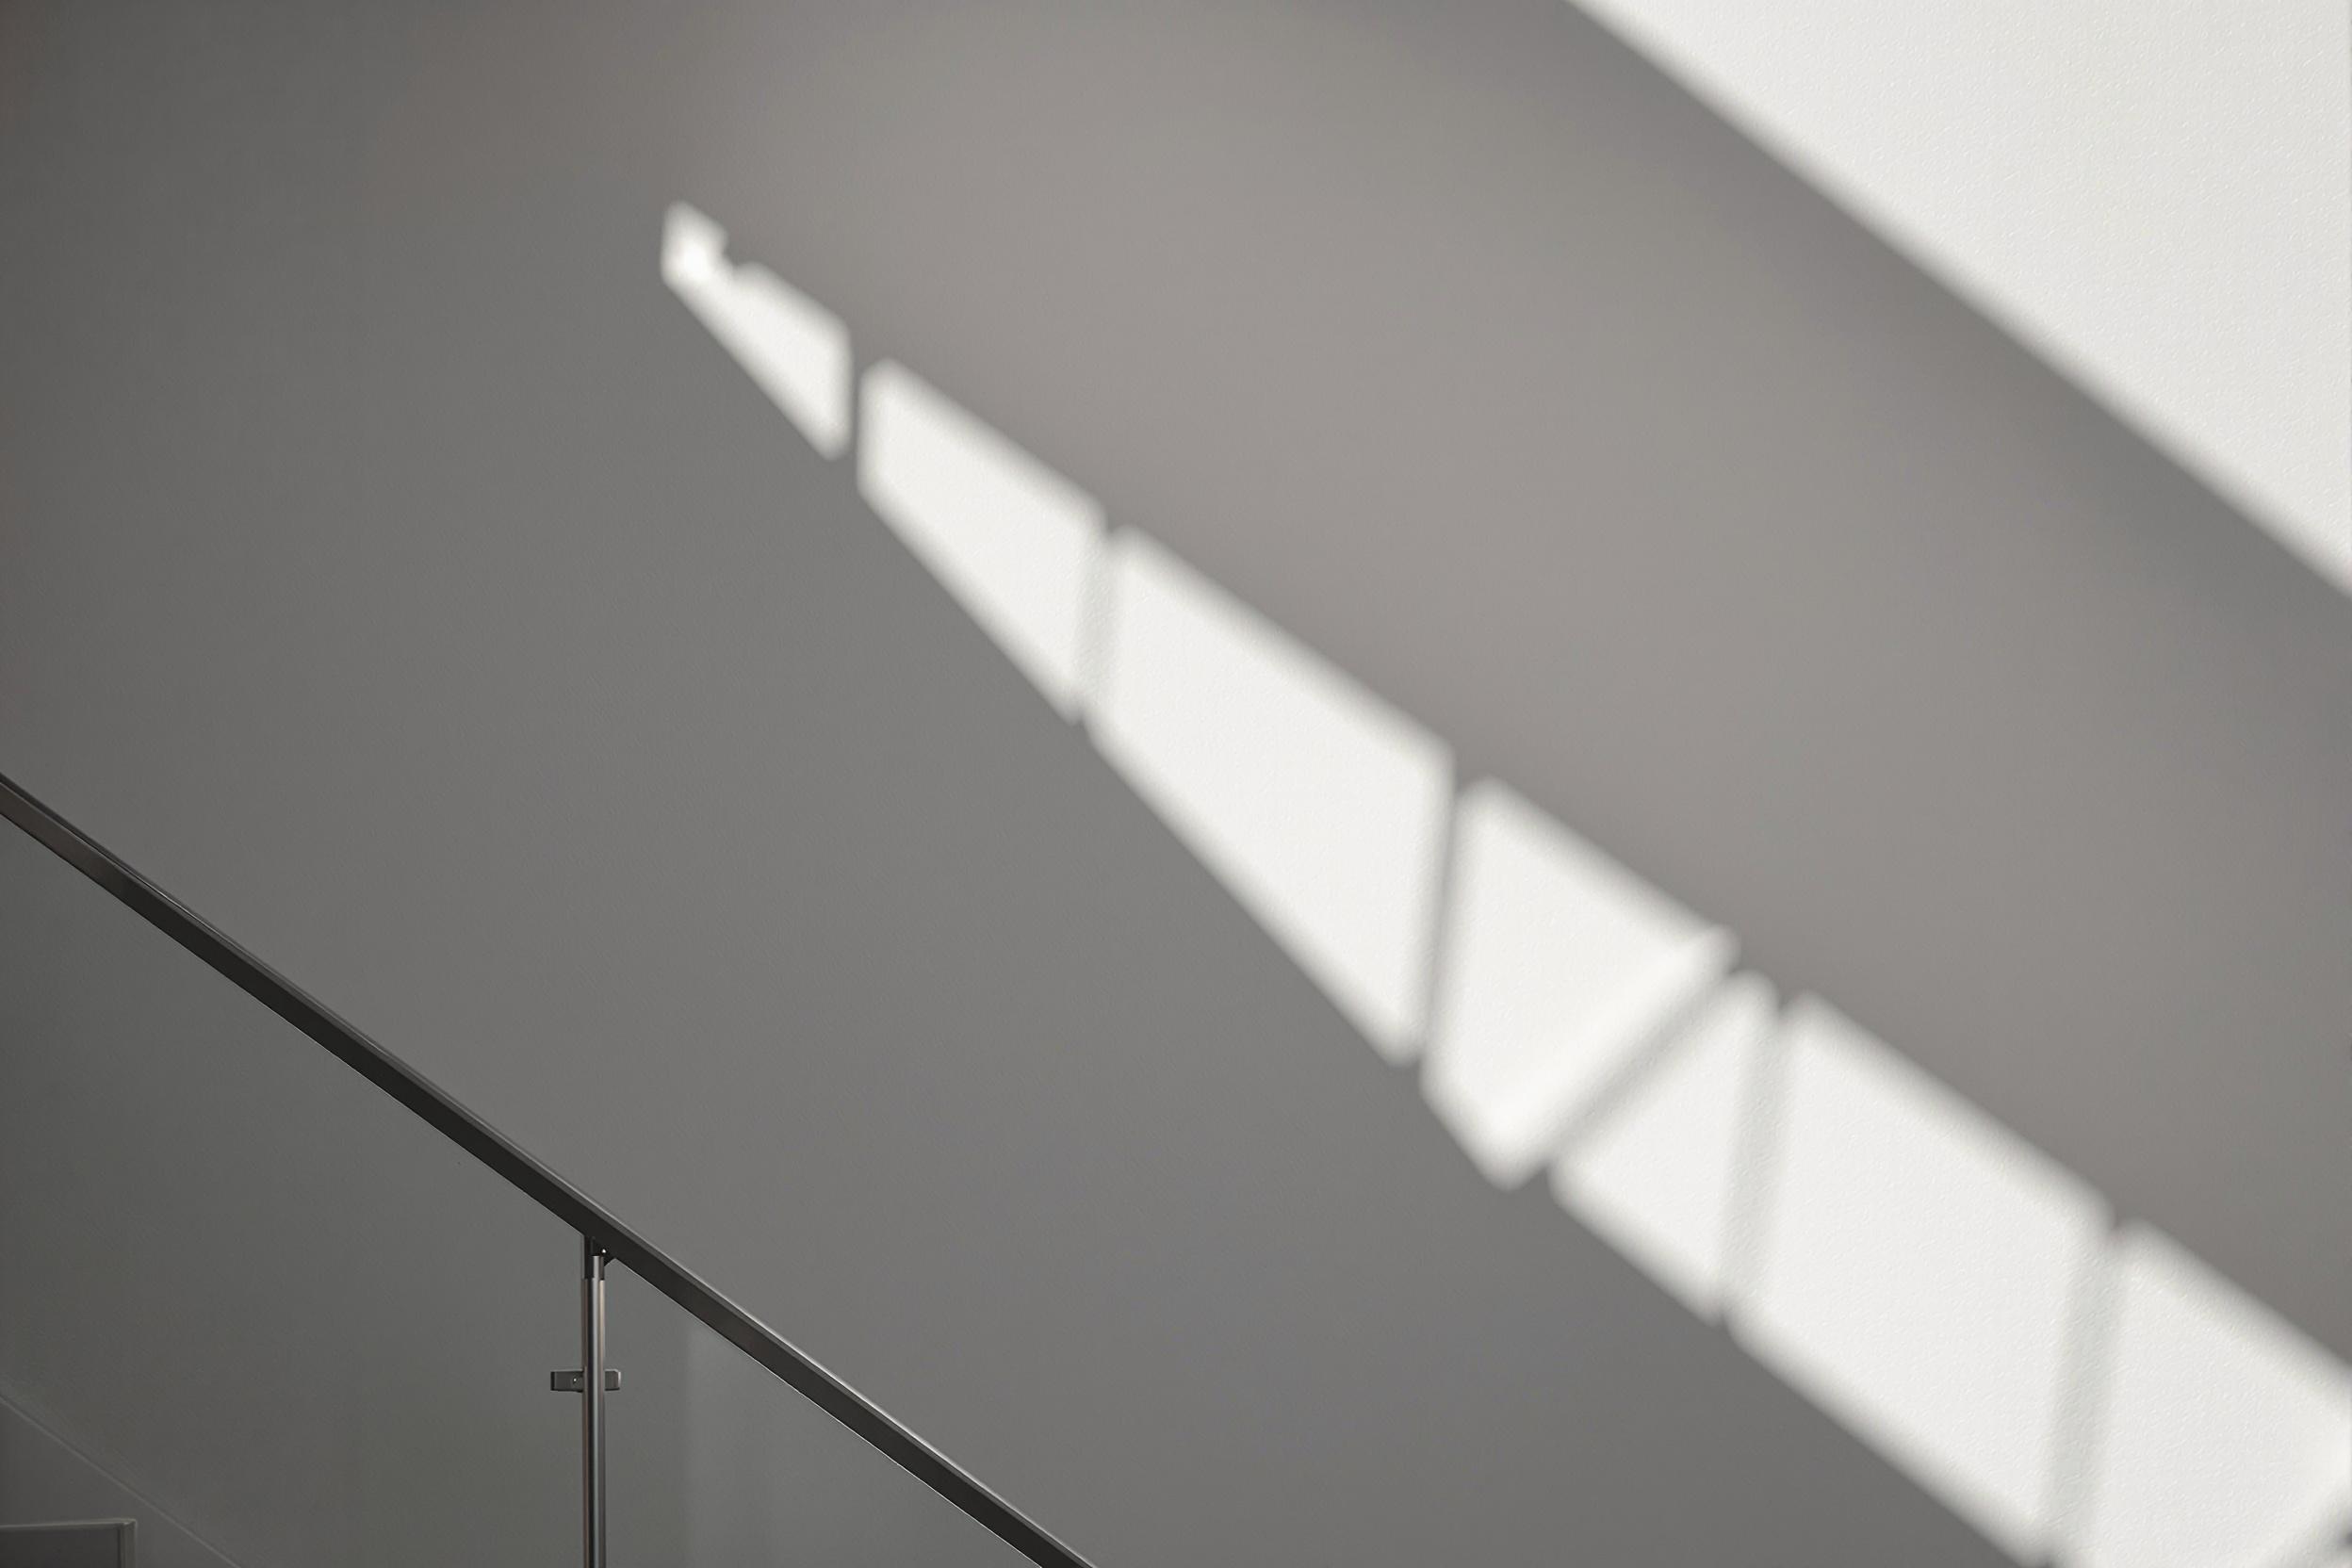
1555,972,1774,1318
1740,998,2104,1562
2068,1227,2352,1568
1090,531,1451,1058
1423,780,1732,1186
858,362,1104,717
661,201,727,288
662,204,851,458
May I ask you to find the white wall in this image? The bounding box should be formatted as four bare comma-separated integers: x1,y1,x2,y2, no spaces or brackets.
1571,1,2352,593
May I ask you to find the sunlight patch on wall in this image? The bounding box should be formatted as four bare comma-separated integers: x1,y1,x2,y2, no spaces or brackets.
858,362,1106,719
662,204,851,458
1562,0,2352,594
2068,1228,2352,1568
1425,780,1732,1186
1090,531,1452,1060
662,206,2352,1565
1738,998,2106,1561
1553,972,1774,1319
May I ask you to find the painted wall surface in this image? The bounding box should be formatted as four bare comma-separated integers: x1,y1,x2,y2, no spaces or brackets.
2,3,2345,1566
1568,0,2352,592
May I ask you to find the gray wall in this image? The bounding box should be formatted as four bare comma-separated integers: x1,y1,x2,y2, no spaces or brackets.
2,2,2344,1566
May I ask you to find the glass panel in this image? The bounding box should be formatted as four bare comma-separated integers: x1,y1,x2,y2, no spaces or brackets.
604,1265,1036,1568
0,818,576,1566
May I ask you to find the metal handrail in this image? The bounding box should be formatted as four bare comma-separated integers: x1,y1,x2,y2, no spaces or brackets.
0,769,1098,1568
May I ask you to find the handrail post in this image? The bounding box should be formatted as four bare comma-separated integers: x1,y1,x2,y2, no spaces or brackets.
580,1236,610,1568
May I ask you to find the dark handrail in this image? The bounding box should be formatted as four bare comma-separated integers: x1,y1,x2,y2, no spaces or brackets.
0,769,1098,1568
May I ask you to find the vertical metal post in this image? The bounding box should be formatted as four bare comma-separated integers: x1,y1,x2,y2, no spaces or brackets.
580,1236,610,1568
